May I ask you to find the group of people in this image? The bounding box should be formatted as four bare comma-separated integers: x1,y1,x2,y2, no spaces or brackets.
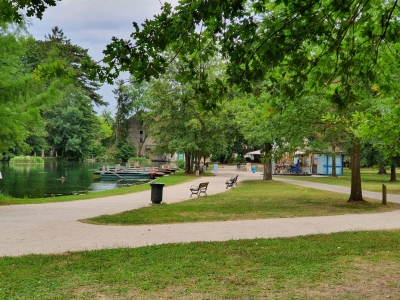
275,160,305,173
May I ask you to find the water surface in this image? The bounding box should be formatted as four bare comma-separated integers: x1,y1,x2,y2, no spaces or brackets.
0,161,161,198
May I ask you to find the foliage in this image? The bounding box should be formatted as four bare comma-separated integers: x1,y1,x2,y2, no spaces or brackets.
175,158,185,169
90,1,400,94
34,27,105,106
234,155,246,163
360,143,386,168
0,28,60,154
143,57,230,173
115,142,137,162
0,152,14,162
1,25,106,160
99,109,115,148
42,86,104,160
113,80,132,144
9,156,44,164
123,77,152,156
86,142,107,158
0,0,60,23
25,129,50,156
86,0,400,195
209,105,249,164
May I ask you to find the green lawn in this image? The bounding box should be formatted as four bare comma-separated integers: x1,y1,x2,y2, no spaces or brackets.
283,168,400,194
83,180,400,225
2,167,400,299
1,231,400,299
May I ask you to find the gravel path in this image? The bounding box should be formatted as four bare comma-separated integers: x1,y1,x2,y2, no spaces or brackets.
1,166,399,257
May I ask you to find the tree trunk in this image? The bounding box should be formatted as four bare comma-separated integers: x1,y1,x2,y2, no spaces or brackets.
331,149,337,177
184,152,191,173
137,136,147,157
191,156,195,173
348,141,364,202
390,164,397,182
263,143,273,180
378,163,387,174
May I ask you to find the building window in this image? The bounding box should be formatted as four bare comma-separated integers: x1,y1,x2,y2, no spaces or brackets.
139,130,144,135
139,137,144,143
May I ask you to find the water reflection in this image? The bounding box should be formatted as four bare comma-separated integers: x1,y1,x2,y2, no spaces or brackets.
0,160,164,199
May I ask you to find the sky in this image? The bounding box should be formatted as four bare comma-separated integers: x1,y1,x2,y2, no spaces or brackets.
28,0,180,115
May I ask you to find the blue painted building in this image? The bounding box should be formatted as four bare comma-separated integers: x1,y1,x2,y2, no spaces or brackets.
313,153,344,175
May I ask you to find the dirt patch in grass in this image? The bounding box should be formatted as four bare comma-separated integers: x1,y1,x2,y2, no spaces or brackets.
284,259,400,300
119,259,400,300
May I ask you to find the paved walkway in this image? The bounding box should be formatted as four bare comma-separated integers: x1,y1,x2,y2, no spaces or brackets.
1,167,400,257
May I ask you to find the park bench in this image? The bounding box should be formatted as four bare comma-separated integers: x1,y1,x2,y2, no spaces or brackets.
225,175,239,189
190,182,209,197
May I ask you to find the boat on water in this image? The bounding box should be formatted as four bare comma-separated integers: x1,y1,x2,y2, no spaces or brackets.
94,165,179,181
99,171,151,181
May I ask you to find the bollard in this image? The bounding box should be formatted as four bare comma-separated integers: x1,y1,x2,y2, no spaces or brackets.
382,184,387,205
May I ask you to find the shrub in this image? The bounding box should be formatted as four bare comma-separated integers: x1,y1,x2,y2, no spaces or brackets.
115,142,137,162
234,155,246,163
175,158,185,169
9,156,44,164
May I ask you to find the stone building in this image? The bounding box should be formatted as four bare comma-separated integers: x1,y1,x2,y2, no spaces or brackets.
127,116,176,162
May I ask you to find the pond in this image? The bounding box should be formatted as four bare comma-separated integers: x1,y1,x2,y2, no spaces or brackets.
0,160,167,199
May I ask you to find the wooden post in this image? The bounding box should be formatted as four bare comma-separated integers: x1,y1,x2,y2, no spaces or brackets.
382,184,387,205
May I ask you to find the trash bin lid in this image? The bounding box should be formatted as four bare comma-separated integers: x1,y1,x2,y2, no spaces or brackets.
150,183,165,186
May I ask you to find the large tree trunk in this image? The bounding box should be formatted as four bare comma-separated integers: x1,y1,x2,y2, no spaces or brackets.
390,164,397,182
263,143,273,180
184,152,191,173
378,163,387,174
348,141,364,202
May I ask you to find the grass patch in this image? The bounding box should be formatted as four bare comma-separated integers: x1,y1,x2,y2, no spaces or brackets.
1,230,400,299
284,168,400,194
83,180,400,225
0,171,205,206
9,155,44,164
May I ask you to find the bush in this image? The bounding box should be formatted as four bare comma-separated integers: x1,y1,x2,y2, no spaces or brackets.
234,155,246,163
115,142,137,162
175,158,185,169
9,156,44,164
209,155,220,163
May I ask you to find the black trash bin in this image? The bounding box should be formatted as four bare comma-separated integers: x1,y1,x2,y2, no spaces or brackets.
150,183,165,204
